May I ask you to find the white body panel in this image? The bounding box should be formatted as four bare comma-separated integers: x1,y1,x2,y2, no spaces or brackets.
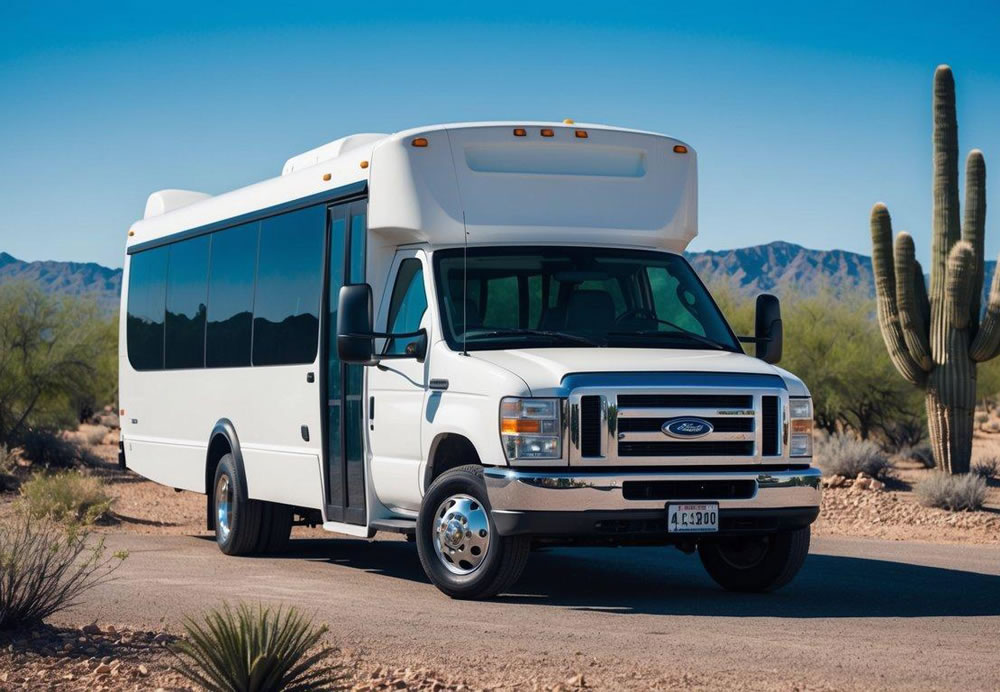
119,120,808,537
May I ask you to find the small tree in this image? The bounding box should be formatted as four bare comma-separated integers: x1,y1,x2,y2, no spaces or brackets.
0,283,115,447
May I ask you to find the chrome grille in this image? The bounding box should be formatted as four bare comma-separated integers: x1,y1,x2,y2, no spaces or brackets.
566,374,788,467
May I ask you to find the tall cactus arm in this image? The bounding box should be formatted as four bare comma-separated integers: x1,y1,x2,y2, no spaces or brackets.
944,241,975,329
930,65,961,308
970,254,1000,361
962,149,987,327
894,232,933,370
871,203,927,384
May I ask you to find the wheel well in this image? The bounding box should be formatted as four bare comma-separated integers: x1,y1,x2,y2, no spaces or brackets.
205,434,232,530
425,434,481,490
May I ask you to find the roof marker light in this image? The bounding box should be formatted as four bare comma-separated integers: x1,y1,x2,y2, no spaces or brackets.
575,130,588,139
513,128,527,137
359,160,369,169
411,137,429,148
322,173,332,181
673,144,689,154
563,119,575,124
540,128,554,137
128,230,135,237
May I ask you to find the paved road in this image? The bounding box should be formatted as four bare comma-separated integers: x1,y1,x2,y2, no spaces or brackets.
63,533,1000,690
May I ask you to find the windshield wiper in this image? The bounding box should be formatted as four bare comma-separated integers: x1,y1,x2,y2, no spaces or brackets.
607,329,729,351
465,328,602,346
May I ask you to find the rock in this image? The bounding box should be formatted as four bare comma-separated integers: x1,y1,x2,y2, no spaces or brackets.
152,632,170,644
82,623,101,635
870,479,885,491
105,625,117,636
138,665,149,677
566,673,586,687
853,477,871,490
94,664,112,675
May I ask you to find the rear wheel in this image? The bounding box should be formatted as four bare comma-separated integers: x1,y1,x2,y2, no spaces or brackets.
213,454,263,555
698,527,810,592
416,465,530,599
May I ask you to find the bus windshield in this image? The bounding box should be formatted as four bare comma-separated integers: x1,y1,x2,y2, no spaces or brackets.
432,246,741,352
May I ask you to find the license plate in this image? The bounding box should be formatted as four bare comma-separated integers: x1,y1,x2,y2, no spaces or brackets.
667,503,719,533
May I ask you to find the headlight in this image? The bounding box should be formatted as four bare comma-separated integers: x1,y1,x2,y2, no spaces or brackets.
789,397,813,457
500,397,563,460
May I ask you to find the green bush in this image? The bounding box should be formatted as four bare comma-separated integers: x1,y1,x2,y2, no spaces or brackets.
172,602,341,692
816,433,892,479
21,471,113,524
0,283,117,449
0,515,126,630
915,473,988,511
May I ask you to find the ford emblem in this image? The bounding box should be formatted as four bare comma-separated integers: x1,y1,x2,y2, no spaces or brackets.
662,417,714,439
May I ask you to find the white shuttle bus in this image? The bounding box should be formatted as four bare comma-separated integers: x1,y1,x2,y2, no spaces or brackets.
120,122,820,599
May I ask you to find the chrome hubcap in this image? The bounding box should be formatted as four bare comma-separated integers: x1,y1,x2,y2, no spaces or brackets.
432,494,490,575
215,475,233,543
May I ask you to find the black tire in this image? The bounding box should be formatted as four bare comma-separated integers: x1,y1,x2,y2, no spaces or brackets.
255,502,293,554
416,465,530,600
698,526,810,592
213,454,263,556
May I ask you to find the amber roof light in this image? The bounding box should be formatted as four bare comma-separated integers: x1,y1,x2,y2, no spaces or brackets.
411,137,429,148
575,130,588,139
540,128,554,137
673,144,689,154
513,128,527,137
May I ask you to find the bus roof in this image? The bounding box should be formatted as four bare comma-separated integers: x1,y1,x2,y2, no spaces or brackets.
127,121,697,254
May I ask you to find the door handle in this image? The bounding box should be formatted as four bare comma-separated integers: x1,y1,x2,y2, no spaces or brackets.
369,396,375,419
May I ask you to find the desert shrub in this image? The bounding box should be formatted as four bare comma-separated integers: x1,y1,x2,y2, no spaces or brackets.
915,473,988,511
83,426,108,446
975,412,989,425
0,444,19,492
971,457,1000,480
18,429,97,469
172,602,340,692
21,471,113,524
897,443,936,469
0,283,117,448
0,515,126,630
815,433,892,479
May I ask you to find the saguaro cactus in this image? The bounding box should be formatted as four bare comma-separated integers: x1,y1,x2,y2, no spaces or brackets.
871,65,992,474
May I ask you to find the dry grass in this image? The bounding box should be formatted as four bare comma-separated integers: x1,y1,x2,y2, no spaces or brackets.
816,433,892,479
20,471,114,524
915,473,988,511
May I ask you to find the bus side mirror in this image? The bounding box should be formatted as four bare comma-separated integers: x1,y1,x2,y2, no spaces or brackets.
754,294,782,364
337,284,376,364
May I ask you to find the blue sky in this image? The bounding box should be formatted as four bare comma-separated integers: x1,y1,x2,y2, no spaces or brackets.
1,1,999,269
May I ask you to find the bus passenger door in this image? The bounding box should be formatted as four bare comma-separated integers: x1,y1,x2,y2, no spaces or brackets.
367,251,429,512
324,199,368,525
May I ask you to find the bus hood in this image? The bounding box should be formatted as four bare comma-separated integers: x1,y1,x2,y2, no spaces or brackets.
471,347,809,397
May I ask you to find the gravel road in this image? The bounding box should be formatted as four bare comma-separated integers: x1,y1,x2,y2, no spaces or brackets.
61,533,1000,690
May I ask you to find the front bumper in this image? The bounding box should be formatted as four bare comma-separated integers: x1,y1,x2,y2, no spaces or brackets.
484,466,821,539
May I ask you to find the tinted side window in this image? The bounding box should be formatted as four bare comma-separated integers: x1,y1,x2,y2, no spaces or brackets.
385,259,427,355
126,247,168,370
252,205,326,365
165,236,210,369
206,222,258,368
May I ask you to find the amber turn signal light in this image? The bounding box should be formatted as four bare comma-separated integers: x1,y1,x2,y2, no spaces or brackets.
501,419,542,434
513,128,527,137
575,130,588,139
411,137,428,148
673,144,689,154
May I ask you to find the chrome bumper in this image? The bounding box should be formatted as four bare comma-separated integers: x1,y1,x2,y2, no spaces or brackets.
484,466,822,513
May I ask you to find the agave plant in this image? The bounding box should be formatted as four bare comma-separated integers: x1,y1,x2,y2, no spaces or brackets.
171,602,341,692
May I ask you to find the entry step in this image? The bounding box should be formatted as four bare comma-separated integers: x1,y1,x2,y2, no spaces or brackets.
370,518,417,536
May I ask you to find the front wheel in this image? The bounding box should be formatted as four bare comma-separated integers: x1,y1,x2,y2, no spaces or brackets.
698,527,810,592
416,465,530,599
